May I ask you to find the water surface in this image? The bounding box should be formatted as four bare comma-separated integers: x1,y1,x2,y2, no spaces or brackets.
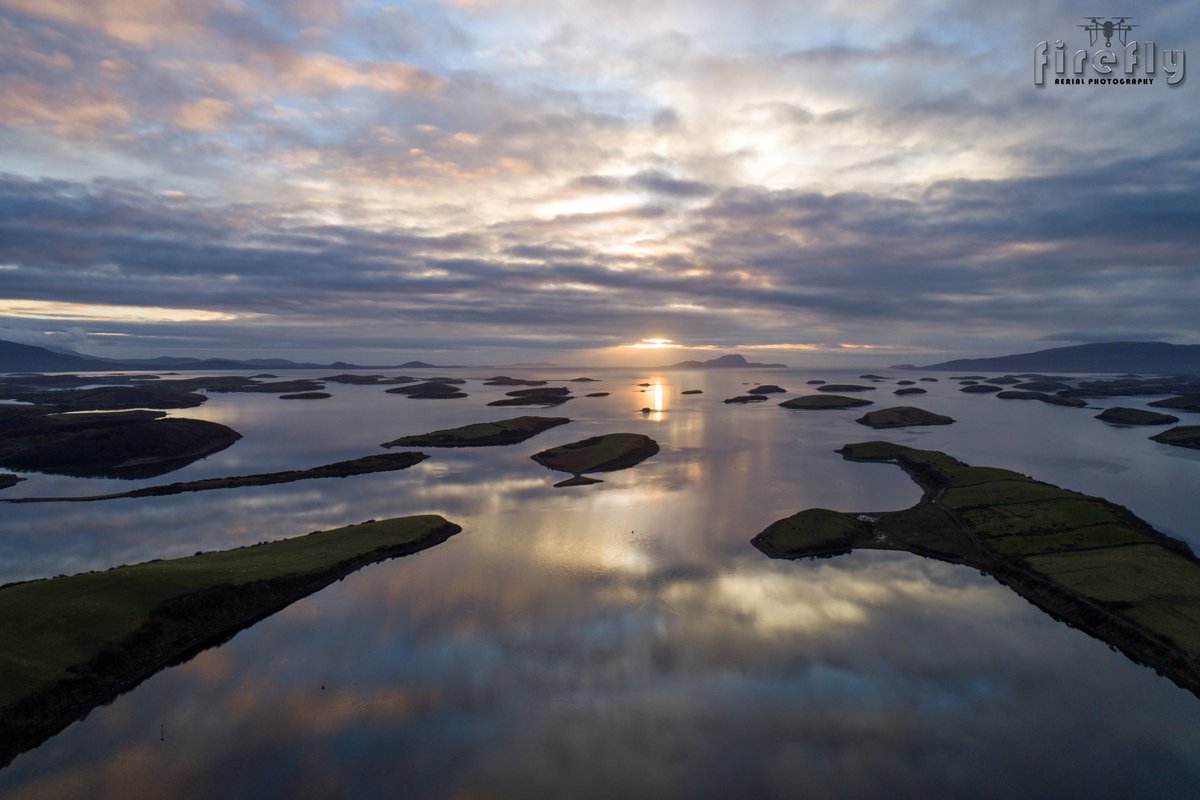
2,367,1199,798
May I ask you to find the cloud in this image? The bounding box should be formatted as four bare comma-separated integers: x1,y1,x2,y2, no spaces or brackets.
0,0,1197,361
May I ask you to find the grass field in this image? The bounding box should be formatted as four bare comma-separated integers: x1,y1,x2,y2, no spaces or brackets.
0,515,458,711
757,441,1200,697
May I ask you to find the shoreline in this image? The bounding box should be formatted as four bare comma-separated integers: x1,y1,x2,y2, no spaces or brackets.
0,515,461,767
753,442,1200,699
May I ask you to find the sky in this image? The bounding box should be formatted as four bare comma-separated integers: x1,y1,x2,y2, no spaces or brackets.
0,0,1197,367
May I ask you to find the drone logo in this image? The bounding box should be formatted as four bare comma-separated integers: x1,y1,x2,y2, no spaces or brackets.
1080,16,1136,47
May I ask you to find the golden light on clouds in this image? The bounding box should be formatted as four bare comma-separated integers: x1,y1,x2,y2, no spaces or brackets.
625,338,683,349
0,299,242,322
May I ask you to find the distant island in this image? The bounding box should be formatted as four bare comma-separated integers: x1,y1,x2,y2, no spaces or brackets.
664,353,787,369
0,339,448,373
906,341,1200,374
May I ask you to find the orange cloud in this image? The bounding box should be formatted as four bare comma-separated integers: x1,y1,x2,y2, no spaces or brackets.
173,97,233,132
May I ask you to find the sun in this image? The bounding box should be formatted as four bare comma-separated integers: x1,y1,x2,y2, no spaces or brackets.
626,338,680,350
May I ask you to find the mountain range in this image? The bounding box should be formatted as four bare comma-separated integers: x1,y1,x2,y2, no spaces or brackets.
906,341,1200,374
0,339,442,373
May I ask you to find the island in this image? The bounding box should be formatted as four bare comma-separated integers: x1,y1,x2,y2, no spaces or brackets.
748,385,787,394
664,353,786,369
381,416,569,448
779,394,873,410
0,473,23,490
482,376,547,386
855,406,955,429
996,390,1087,408
724,395,769,404
0,404,242,479
487,387,573,406
385,381,469,399
752,442,1200,699
0,384,209,411
5,452,429,503
1150,426,1200,450
960,384,1002,394
1013,380,1071,393
279,392,331,400
1095,407,1180,426
816,384,875,393
0,514,461,767
894,387,927,396
531,433,659,487
1150,396,1200,412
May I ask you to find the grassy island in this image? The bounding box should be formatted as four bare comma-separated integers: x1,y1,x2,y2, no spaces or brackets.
816,384,875,393
1149,396,1200,413
753,441,1200,699
385,381,468,399
0,514,461,767
6,452,429,503
779,394,873,410
1095,407,1180,426
0,405,242,479
531,433,659,484
855,406,954,429
995,390,1087,408
382,416,569,448
1150,426,1200,450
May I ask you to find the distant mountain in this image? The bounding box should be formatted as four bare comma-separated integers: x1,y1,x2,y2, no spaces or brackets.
0,339,448,373
664,353,787,369
0,340,115,373
914,342,1200,374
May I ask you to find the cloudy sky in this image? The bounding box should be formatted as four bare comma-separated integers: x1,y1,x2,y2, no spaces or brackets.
0,0,1197,366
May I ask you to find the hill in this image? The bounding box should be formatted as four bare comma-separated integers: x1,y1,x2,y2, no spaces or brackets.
664,353,787,369
913,342,1200,374
0,339,447,373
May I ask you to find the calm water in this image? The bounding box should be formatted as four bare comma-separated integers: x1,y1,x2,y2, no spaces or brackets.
2,367,1199,799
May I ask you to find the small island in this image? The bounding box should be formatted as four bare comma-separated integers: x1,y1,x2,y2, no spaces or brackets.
531,433,659,487
855,406,955,429
382,416,569,448
488,387,573,406
1149,396,1200,413
816,384,875,393
996,391,1087,408
779,394,873,410
0,404,242,479
279,391,332,400
960,384,1002,394
0,514,461,767
1095,407,1180,426
483,376,547,386
5,452,429,503
894,387,927,396
0,473,23,490
723,395,769,404
1150,426,1200,450
753,442,1200,700
385,381,469,399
